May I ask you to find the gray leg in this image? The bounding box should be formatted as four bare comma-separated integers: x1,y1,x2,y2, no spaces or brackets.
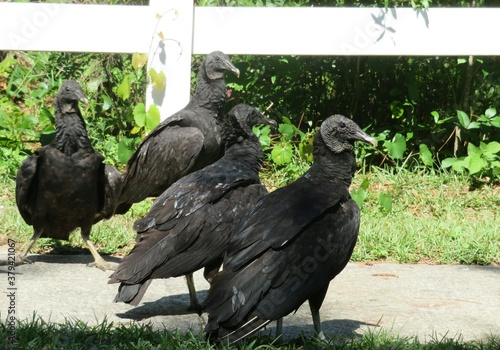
17,229,43,265
81,227,117,271
275,317,283,339
309,302,326,341
185,273,202,315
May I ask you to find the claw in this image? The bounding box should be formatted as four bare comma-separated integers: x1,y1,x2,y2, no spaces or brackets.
87,259,118,271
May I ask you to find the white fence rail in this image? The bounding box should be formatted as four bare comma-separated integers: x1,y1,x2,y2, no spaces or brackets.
1,1,499,119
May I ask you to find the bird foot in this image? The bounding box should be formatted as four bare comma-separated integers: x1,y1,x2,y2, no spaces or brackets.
187,302,203,316
0,254,33,266
317,331,327,342
87,259,118,271
15,254,34,266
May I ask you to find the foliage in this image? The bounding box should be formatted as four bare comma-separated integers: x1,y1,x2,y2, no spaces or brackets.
1,1,500,184
1,313,499,349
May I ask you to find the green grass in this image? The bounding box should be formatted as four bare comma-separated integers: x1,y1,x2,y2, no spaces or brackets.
1,316,498,350
1,168,499,265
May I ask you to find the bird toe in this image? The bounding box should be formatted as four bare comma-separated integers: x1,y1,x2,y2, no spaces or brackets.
87,260,119,271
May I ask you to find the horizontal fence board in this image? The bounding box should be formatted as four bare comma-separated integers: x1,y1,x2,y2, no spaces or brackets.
193,7,500,56
0,2,152,53
1,4,499,56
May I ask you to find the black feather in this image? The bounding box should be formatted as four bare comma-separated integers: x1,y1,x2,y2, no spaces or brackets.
116,51,240,214
203,114,376,345
15,80,122,270
109,104,276,310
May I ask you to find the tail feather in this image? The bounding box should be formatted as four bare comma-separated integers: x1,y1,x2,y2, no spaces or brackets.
206,316,272,346
113,279,152,306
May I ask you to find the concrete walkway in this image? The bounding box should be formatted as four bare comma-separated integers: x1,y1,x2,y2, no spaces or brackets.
0,251,498,343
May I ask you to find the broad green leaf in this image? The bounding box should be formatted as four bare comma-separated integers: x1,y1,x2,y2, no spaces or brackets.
149,68,166,92
117,76,130,100
132,53,148,69
456,110,469,129
254,125,271,149
468,153,486,175
457,58,467,64
359,177,370,191
278,123,295,142
386,133,406,159
378,192,392,213
451,158,467,172
271,143,293,165
146,104,160,132
485,107,496,119
351,187,366,208
102,94,113,111
133,103,147,127
485,141,500,155
117,139,135,164
130,126,141,135
419,144,433,166
467,142,481,157
491,116,500,128
467,121,480,129
441,157,456,168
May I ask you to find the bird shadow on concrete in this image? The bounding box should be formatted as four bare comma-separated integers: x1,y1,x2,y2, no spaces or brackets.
18,253,121,265
269,319,378,341
115,290,209,320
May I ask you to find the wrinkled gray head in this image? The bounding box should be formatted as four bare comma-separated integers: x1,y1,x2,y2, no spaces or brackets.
203,51,240,80
319,114,376,153
57,80,88,106
229,104,277,138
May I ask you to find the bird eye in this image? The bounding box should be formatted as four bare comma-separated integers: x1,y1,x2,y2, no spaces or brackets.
339,121,346,128
215,56,220,61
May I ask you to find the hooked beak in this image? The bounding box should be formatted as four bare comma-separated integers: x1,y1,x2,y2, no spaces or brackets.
354,129,377,147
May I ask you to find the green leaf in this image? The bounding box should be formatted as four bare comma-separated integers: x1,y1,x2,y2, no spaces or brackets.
278,123,295,142
485,141,500,155
457,110,469,129
441,157,456,168
146,104,160,132
419,144,433,166
117,138,135,164
254,125,271,149
102,94,113,111
386,133,406,159
378,192,392,213
457,58,467,64
485,108,496,119
149,68,166,92
117,76,131,100
271,143,293,165
467,142,481,157
133,103,146,127
468,153,486,175
431,111,440,124
351,187,366,207
132,53,148,70
451,158,467,172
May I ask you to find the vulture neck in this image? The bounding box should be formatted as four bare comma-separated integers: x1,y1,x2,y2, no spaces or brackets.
224,137,263,174
308,135,356,187
191,69,227,115
52,101,93,156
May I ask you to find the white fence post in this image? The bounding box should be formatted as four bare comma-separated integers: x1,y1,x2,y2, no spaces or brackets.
146,0,194,120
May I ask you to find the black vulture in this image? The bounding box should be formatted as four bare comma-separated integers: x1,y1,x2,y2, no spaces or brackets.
15,80,122,271
115,51,240,214
108,104,276,314
203,114,376,345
